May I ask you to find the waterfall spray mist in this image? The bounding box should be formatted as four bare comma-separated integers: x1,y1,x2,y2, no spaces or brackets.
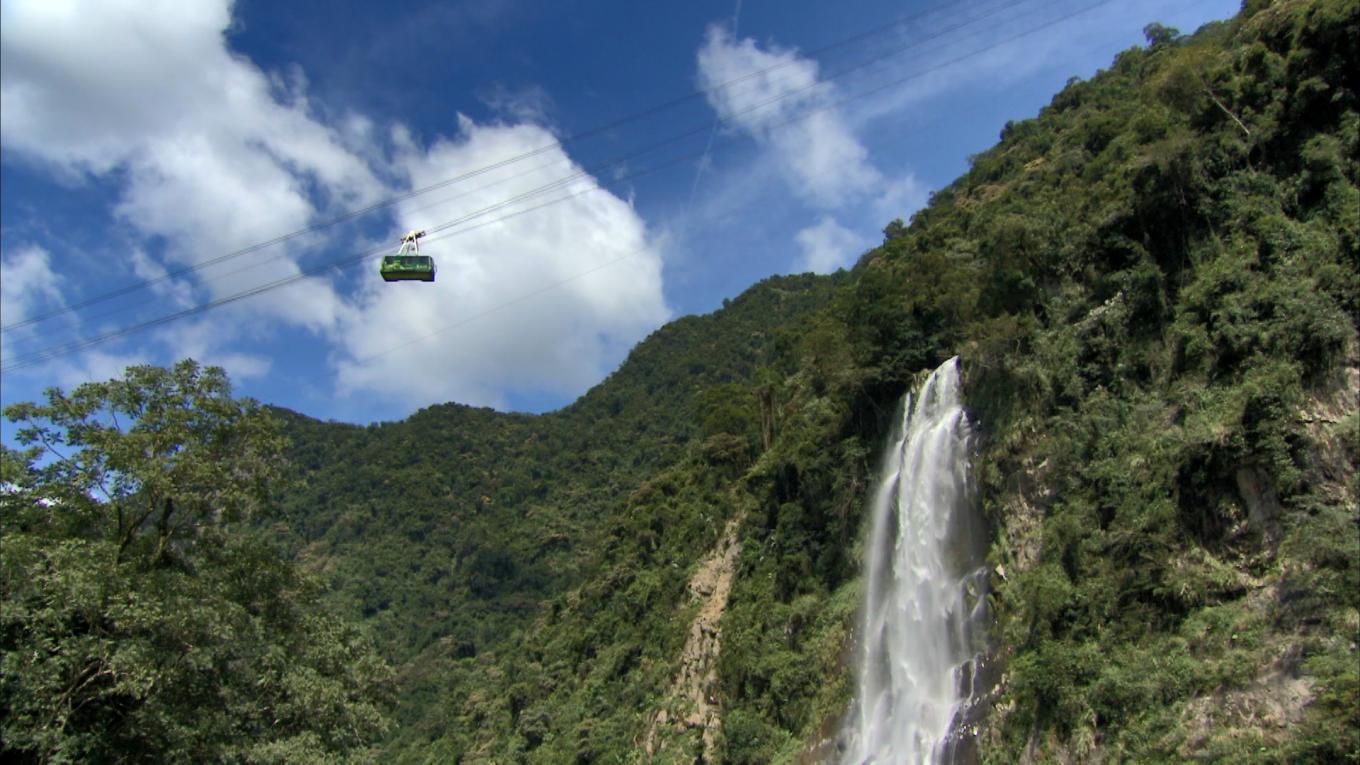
844,357,990,765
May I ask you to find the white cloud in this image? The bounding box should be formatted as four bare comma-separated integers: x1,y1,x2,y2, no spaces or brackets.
696,26,880,207
51,351,150,390
478,82,555,126
1,245,65,367
332,116,670,409
873,173,930,224
0,0,385,335
0,246,61,330
794,216,869,274
128,249,196,310
152,320,272,382
697,27,825,133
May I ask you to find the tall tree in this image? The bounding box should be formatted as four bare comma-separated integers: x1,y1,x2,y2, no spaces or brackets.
1,360,391,764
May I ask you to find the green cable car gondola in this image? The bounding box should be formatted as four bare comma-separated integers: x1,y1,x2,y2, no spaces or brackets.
381,229,436,282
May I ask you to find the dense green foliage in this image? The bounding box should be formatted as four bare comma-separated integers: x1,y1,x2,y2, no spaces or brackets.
5,1,1356,761
1,362,391,763
937,4,1359,758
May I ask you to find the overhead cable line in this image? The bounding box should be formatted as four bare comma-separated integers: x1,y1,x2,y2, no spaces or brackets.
344,0,1123,370
0,0,1016,334
0,152,705,372
7,0,1039,337
8,0,1037,337
2,0,1113,373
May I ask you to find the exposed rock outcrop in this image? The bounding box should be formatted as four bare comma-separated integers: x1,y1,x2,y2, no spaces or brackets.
644,516,743,762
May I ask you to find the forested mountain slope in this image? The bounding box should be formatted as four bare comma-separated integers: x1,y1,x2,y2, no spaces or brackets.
271,272,845,749
284,0,1357,761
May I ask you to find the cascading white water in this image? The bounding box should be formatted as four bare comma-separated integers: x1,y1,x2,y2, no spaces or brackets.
844,356,990,765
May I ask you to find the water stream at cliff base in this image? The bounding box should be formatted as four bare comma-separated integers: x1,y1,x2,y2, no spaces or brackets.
843,356,991,765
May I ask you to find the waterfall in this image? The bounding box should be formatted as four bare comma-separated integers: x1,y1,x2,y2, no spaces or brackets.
843,356,990,765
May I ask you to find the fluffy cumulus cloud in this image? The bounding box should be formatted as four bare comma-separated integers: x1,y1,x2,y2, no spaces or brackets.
794,216,869,274
0,0,382,345
0,246,62,362
332,117,670,409
0,246,60,327
696,26,881,207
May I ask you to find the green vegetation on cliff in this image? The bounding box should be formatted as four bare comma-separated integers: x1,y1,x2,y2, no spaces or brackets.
940,4,1358,758
269,272,846,758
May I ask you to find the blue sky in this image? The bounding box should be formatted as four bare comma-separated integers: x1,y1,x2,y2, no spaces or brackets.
1,0,1239,425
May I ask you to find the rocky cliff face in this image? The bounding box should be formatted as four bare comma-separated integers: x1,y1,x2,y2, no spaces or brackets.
645,515,743,763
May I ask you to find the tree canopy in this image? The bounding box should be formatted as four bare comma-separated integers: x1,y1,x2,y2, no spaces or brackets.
1,361,391,763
